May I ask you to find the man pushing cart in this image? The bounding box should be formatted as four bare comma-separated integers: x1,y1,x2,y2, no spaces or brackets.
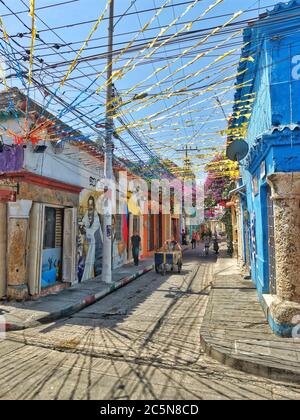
154,237,183,276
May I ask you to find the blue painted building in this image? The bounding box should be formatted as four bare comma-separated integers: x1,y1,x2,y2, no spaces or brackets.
230,1,300,337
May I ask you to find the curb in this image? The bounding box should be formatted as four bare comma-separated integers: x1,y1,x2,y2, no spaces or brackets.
200,257,300,384
4,264,154,332
200,332,300,384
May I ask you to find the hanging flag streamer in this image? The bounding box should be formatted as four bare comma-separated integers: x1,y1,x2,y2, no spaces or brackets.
0,16,10,89
95,0,201,95
99,0,227,108
124,1,230,96
55,0,175,122
28,0,37,86
0,0,258,168
94,0,173,92
60,0,112,87
111,24,245,119
115,77,253,135
29,0,112,135
0,16,9,42
114,57,250,132
118,52,244,121
119,66,252,135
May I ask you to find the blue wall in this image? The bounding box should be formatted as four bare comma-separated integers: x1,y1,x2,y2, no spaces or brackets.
231,1,300,300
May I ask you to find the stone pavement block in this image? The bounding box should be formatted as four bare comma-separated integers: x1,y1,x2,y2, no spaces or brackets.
200,255,300,384
2,248,300,400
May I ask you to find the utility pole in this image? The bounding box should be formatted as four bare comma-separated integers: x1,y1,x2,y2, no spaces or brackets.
102,0,114,284
176,145,199,175
176,145,199,239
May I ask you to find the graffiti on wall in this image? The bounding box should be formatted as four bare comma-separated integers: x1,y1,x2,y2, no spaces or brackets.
77,190,128,282
112,213,128,269
41,248,62,288
78,192,103,283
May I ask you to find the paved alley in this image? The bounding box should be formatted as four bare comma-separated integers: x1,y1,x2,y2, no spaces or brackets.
0,249,299,400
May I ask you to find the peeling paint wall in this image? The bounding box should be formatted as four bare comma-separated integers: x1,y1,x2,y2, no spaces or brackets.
268,173,300,304
0,179,79,208
7,218,28,286
0,203,7,298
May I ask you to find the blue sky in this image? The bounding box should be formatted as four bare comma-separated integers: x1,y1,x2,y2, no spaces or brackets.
0,0,276,177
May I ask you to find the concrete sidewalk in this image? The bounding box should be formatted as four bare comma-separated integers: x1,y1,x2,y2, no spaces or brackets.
200,253,300,383
0,258,154,332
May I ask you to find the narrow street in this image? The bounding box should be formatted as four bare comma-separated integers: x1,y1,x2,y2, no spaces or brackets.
1,0,300,403
1,249,299,400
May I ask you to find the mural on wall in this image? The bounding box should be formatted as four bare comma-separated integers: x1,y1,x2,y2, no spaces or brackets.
41,248,62,288
77,190,128,282
78,192,103,283
112,213,128,270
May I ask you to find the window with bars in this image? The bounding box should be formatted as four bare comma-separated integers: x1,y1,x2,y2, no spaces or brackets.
115,214,123,241
43,207,64,250
148,213,154,252
133,216,140,234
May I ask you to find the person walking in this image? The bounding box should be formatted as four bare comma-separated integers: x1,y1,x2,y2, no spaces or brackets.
204,235,211,256
192,231,197,249
131,231,141,266
213,234,220,255
196,231,201,247
182,229,187,246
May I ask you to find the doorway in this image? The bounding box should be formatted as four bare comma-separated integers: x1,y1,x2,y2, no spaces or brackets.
42,207,64,288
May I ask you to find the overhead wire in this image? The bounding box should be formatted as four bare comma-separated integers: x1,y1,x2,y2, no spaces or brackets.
1,0,296,176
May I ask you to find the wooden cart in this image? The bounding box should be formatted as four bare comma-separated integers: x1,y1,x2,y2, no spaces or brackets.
154,251,183,276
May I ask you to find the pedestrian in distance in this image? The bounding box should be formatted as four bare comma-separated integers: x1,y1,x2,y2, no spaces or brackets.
163,236,182,252
213,235,220,255
192,231,197,249
182,229,187,246
204,235,211,256
196,231,201,247
131,231,141,266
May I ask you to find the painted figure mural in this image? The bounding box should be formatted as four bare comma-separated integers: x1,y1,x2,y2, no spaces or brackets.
77,190,129,282
78,193,103,282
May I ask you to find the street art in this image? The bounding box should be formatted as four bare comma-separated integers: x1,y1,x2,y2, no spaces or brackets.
41,248,62,288
112,213,129,270
78,193,103,283
77,190,129,282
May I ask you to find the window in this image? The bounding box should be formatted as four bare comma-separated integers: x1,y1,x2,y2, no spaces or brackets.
133,216,140,234
43,207,64,250
148,213,154,251
115,214,123,241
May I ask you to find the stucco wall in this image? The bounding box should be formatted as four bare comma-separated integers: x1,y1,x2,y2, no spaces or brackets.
24,142,104,190
0,203,7,298
0,178,79,208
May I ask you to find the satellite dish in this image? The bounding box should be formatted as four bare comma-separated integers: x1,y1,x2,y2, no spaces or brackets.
226,140,249,162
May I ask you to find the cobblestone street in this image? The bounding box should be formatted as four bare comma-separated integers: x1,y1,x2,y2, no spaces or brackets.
1,249,300,400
